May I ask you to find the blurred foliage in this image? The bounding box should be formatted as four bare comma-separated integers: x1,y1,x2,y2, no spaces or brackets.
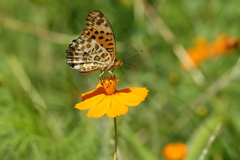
0,0,240,160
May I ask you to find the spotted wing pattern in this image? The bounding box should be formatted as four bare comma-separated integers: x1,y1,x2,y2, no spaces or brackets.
81,10,116,58
66,37,114,74
66,10,122,74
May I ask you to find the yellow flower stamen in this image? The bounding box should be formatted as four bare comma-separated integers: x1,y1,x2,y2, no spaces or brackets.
100,76,117,95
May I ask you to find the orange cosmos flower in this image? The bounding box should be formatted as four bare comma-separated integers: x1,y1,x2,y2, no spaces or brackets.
74,76,149,118
163,142,187,160
211,35,239,56
184,34,239,69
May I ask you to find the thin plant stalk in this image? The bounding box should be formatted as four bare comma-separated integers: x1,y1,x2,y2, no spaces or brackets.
113,117,118,160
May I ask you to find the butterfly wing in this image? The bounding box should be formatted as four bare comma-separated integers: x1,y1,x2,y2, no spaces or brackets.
81,10,116,60
66,37,113,74
66,10,119,74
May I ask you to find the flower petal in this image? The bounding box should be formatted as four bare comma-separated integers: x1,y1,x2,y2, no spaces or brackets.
82,87,105,101
114,88,149,106
106,96,128,118
129,88,149,98
86,96,111,118
75,93,106,110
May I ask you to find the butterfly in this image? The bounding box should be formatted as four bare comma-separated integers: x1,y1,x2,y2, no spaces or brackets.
66,10,123,75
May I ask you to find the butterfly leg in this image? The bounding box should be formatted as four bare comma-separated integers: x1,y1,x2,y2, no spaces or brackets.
99,71,105,77
99,70,114,77
108,70,114,75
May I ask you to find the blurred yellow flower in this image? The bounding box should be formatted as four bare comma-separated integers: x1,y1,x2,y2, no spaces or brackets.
184,34,239,69
75,76,149,118
163,142,187,160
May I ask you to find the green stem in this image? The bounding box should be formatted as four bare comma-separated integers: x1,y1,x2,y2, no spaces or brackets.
113,117,118,160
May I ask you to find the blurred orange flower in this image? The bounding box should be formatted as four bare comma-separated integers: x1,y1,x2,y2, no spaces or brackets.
185,34,239,69
75,76,149,118
163,142,187,160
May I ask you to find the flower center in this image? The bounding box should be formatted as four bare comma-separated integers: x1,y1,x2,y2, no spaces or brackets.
100,76,117,95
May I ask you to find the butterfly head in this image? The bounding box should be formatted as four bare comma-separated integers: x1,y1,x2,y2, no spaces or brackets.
105,59,123,71
115,59,123,65
113,59,123,68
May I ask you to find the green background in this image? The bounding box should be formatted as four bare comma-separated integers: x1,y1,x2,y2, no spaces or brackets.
1,0,240,159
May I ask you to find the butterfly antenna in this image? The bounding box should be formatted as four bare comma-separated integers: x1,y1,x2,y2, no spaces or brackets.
121,49,142,69
117,66,124,79
123,50,143,60
116,50,142,79
122,61,139,68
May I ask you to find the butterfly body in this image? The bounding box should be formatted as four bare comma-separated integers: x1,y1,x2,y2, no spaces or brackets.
66,10,123,74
